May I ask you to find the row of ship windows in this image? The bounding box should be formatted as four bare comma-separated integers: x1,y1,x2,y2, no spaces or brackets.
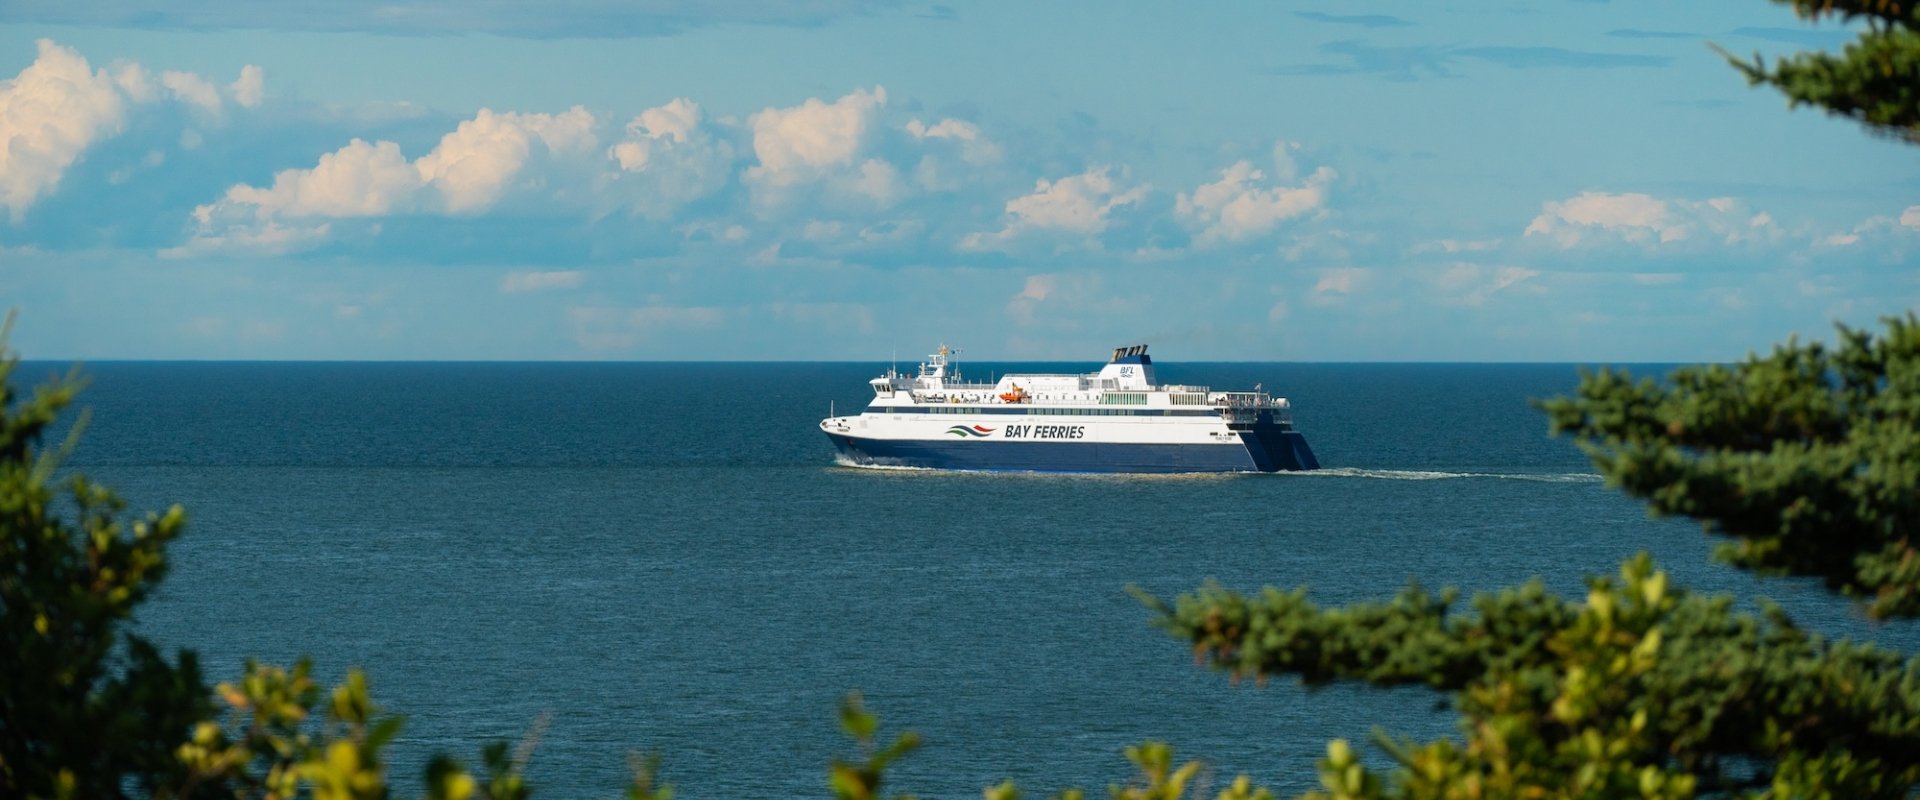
904,407,1225,417
1101,393,1207,405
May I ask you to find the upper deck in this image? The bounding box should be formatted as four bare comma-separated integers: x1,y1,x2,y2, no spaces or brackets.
862,344,1292,421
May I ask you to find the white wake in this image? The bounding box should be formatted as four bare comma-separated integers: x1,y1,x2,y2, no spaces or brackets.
1295,467,1602,483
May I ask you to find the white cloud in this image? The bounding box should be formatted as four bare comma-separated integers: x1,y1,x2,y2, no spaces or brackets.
161,70,222,115
177,138,417,253
109,62,155,102
740,86,912,212
746,86,885,186
1813,204,1920,261
501,270,585,293
0,40,128,220
610,97,700,171
1,40,267,220
905,117,1001,165
416,107,596,213
907,117,1001,193
185,106,599,250
230,138,422,219
159,218,332,258
847,158,902,206
605,98,736,218
1523,191,1777,249
229,64,263,108
1176,160,1335,248
963,166,1147,251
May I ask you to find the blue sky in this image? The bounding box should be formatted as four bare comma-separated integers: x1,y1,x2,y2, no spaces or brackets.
0,1,1915,361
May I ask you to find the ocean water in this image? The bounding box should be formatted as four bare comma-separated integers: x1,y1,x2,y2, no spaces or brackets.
21,360,1920,797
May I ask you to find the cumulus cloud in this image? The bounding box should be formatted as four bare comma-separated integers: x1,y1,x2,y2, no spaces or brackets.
906,118,1001,165
229,138,421,218
744,86,889,200
1813,204,1920,261
604,97,736,218
416,107,596,213
609,97,700,170
735,86,921,213
749,86,884,178
229,64,263,108
109,62,156,102
1176,155,1336,248
963,166,1147,251
0,40,128,220
906,116,1002,193
159,218,332,258
184,106,597,251
1523,191,1777,249
161,70,222,115
0,39,266,221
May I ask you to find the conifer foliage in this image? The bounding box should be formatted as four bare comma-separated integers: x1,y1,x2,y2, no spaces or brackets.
1542,316,1920,619
1721,0,1920,142
1143,555,1920,798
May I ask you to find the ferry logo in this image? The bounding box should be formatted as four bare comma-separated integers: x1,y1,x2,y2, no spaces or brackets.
945,424,995,438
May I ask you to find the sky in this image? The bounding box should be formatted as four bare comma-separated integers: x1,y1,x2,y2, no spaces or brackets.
0,1,1915,361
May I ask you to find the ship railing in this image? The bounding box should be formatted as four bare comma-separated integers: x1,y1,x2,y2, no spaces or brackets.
1214,392,1271,407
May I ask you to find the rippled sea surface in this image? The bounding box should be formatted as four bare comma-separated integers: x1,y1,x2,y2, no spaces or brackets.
23,360,1918,797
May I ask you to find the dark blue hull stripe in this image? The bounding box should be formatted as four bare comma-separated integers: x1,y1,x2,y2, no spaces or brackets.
824,429,1317,473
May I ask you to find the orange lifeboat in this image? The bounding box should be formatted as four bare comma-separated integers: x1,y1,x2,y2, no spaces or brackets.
999,385,1029,403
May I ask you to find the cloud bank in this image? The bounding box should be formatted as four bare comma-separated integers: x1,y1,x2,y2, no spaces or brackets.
0,39,262,221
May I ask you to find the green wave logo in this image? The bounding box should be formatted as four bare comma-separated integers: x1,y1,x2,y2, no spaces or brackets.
945,424,995,438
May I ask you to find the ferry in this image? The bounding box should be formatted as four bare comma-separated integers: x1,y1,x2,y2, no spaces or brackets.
819,344,1318,473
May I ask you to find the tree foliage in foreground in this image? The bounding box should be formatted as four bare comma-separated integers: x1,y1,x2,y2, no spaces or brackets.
0,344,208,797
0,338,673,798
1721,0,1920,142
1133,317,1920,796
1542,316,1920,619
1141,554,1920,798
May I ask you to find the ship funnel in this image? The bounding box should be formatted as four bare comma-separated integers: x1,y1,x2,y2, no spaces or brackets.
1098,343,1155,389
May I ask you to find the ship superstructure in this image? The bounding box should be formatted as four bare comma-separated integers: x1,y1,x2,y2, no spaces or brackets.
819,344,1318,473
